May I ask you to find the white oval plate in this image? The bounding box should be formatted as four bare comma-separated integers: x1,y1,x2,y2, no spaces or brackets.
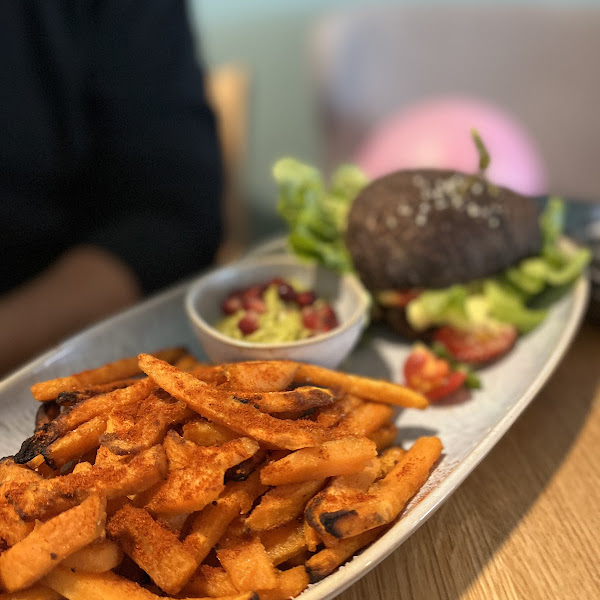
0,271,589,600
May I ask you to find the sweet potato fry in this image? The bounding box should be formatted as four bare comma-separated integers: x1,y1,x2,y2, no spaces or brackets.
71,461,93,474
60,539,123,573
155,512,190,536
217,536,278,592
0,585,61,600
143,432,259,515
0,460,41,487
379,446,407,471
184,594,258,600
14,378,156,464
23,457,45,472
0,495,106,592
139,355,330,450
100,391,191,455
305,446,406,545
181,565,305,600
30,347,185,402
312,393,364,427
260,437,377,486
305,526,385,582
293,363,428,409
332,402,394,437
315,436,442,539
5,352,440,600
260,521,307,566
255,566,309,600
181,565,240,597
107,503,197,595
92,445,124,468
303,518,321,552
0,462,41,550
184,471,267,564
190,362,228,384
174,353,204,372
368,422,398,451
225,449,267,483
245,479,325,533
222,361,298,392
34,402,60,430
0,504,34,553
42,416,107,468
182,419,240,446
42,567,158,600
231,386,335,414
6,445,167,521
55,378,138,407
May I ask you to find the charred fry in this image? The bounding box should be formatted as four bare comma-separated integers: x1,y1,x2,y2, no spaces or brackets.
14,378,156,464
54,378,139,407
312,436,442,539
6,445,167,521
293,363,428,409
30,347,185,402
245,479,325,533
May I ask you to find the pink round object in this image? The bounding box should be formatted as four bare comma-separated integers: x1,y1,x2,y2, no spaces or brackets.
354,96,547,196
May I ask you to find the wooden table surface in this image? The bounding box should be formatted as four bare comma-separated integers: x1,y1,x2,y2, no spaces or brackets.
338,319,600,600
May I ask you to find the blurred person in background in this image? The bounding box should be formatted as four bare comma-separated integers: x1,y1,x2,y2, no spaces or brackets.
0,0,223,375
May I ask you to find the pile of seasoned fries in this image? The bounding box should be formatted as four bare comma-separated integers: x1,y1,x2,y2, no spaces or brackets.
0,348,441,600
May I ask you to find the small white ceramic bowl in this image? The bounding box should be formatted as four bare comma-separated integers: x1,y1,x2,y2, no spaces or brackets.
185,254,370,368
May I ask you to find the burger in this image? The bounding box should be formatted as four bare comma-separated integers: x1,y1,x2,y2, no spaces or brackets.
274,140,589,366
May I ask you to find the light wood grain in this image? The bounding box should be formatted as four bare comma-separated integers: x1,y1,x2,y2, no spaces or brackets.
337,321,600,600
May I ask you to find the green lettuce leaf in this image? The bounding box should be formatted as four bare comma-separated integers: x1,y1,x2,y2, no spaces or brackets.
274,158,367,272
483,280,547,333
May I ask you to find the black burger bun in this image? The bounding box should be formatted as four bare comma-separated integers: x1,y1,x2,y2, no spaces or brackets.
345,169,542,291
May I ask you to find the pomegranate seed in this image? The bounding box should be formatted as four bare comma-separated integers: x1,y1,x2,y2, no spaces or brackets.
222,294,243,315
242,285,263,300
269,277,285,286
296,290,317,307
242,296,267,313
301,307,321,331
277,282,296,302
238,311,259,335
318,303,339,329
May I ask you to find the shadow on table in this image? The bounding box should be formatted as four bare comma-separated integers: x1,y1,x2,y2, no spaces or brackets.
339,321,600,600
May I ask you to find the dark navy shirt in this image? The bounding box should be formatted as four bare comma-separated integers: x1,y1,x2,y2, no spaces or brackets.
0,0,223,295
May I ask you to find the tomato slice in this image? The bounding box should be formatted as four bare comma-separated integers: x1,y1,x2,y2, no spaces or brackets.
403,345,466,401
426,370,467,401
404,345,448,393
433,323,518,365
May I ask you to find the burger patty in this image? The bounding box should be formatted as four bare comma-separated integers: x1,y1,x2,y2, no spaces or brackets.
345,169,542,290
